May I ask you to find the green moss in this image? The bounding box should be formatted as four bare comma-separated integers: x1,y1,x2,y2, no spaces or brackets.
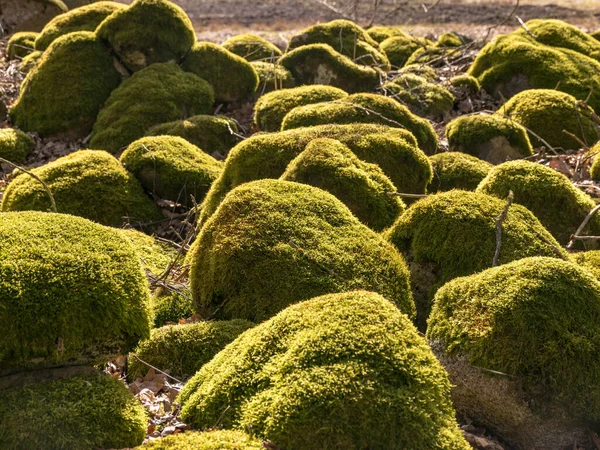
405,46,457,67
367,25,409,43
435,32,468,47
383,73,454,118
251,61,296,97
498,88,599,151
0,211,151,374
380,34,431,68
1,150,162,227
280,92,440,154
0,371,147,450
7,31,38,59
428,256,600,427
428,152,492,192
592,30,600,42
179,290,469,449
280,138,405,231
34,1,126,51
0,128,35,163
19,50,43,73
571,250,600,280
397,63,438,81
279,43,380,94
96,0,196,72
147,115,239,157
136,430,264,449
89,63,214,154
9,31,121,139
590,141,600,181
120,136,223,206
151,290,194,328
222,33,282,62
253,84,348,132
445,114,533,164
181,42,259,103
476,159,600,245
129,319,254,379
198,124,428,225
118,228,175,275
449,73,480,94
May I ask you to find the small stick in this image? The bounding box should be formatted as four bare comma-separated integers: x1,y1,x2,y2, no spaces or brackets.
0,157,57,213
567,203,600,249
130,354,183,384
493,190,514,266
386,192,428,199
562,129,589,151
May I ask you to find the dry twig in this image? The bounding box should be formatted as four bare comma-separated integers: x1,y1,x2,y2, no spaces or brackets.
493,190,513,266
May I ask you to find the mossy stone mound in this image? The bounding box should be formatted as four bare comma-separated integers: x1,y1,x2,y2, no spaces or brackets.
476,159,600,245
120,136,223,206
0,211,152,374
590,141,600,181
449,73,480,94
179,290,469,450
19,50,43,73
435,32,469,47
428,257,600,448
280,138,405,231
118,228,175,275
96,0,196,72
251,61,296,96
498,88,599,151
129,319,254,379
89,63,214,153
222,33,282,62
34,1,126,51
7,31,38,59
383,73,455,118
380,34,430,68
0,370,147,450
280,92,440,154
146,115,239,157
151,290,194,328
1,150,162,227
428,152,492,192
445,114,533,164
0,128,35,164
189,180,415,322
279,43,380,94
181,42,259,103
572,250,600,280
397,63,438,81
253,84,348,132
137,430,264,449
367,25,410,43
9,31,121,139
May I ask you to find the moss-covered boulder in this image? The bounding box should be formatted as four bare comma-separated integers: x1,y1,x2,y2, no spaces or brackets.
9,31,122,139
445,114,533,164
146,115,239,157
435,32,469,48
380,34,431,68
253,84,348,132
367,25,409,43
591,141,600,182
129,319,254,379
137,430,264,449
118,228,175,275
1,150,162,226
181,42,259,103
382,73,455,118
179,290,469,449
251,61,296,96
280,92,440,154
428,152,492,192
572,250,600,280
498,88,599,151
189,180,415,322
449,73,480,94
2,0,67,33
428,257,600,449
96,0,196,72
34,1,126,51
89,63,214,153
222,33,282,62
0,369,147,449
151,290,194,328
386,190,566,327
280,138,405,231
476,159,600,245
198,124,430,225
0,128,35,164
19,49,43,73
7,31,38,59
0,211,152,374
279,43,380,94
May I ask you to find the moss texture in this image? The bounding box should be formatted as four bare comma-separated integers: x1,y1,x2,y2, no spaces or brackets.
181,42,259,103
118,228,175,275
367,25,409,43
498,88,599,151
179,290,469,450
151,290,194,328
383,73,455,118
397,63,438,81
9,31,121,139
380,34,431,68
96,0,196,72
34,1,126,51
189,180,415,322
137,430,264,449
90,63,214,153
7,31,38,59
1,150,162,227
445,114,533,164
449,73,480,94
435,32,468,47
428,257,600,438
19,49,43,73
222,33,282,62
279,43,380,94
251,61,296,96
198,124,429,225
120,136,223,206
572,250,600,280
280,138,405,231
0,128,35,163
428,152,492,192
0,211,151,374
476,159,600,245
253,84,348,132
280,92,440,154
129,319,254,379
591,141,600,181
0,370,147,450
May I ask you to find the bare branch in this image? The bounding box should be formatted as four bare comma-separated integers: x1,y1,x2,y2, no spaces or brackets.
493,190,514,266
567,203,600,249
0,157,57,213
